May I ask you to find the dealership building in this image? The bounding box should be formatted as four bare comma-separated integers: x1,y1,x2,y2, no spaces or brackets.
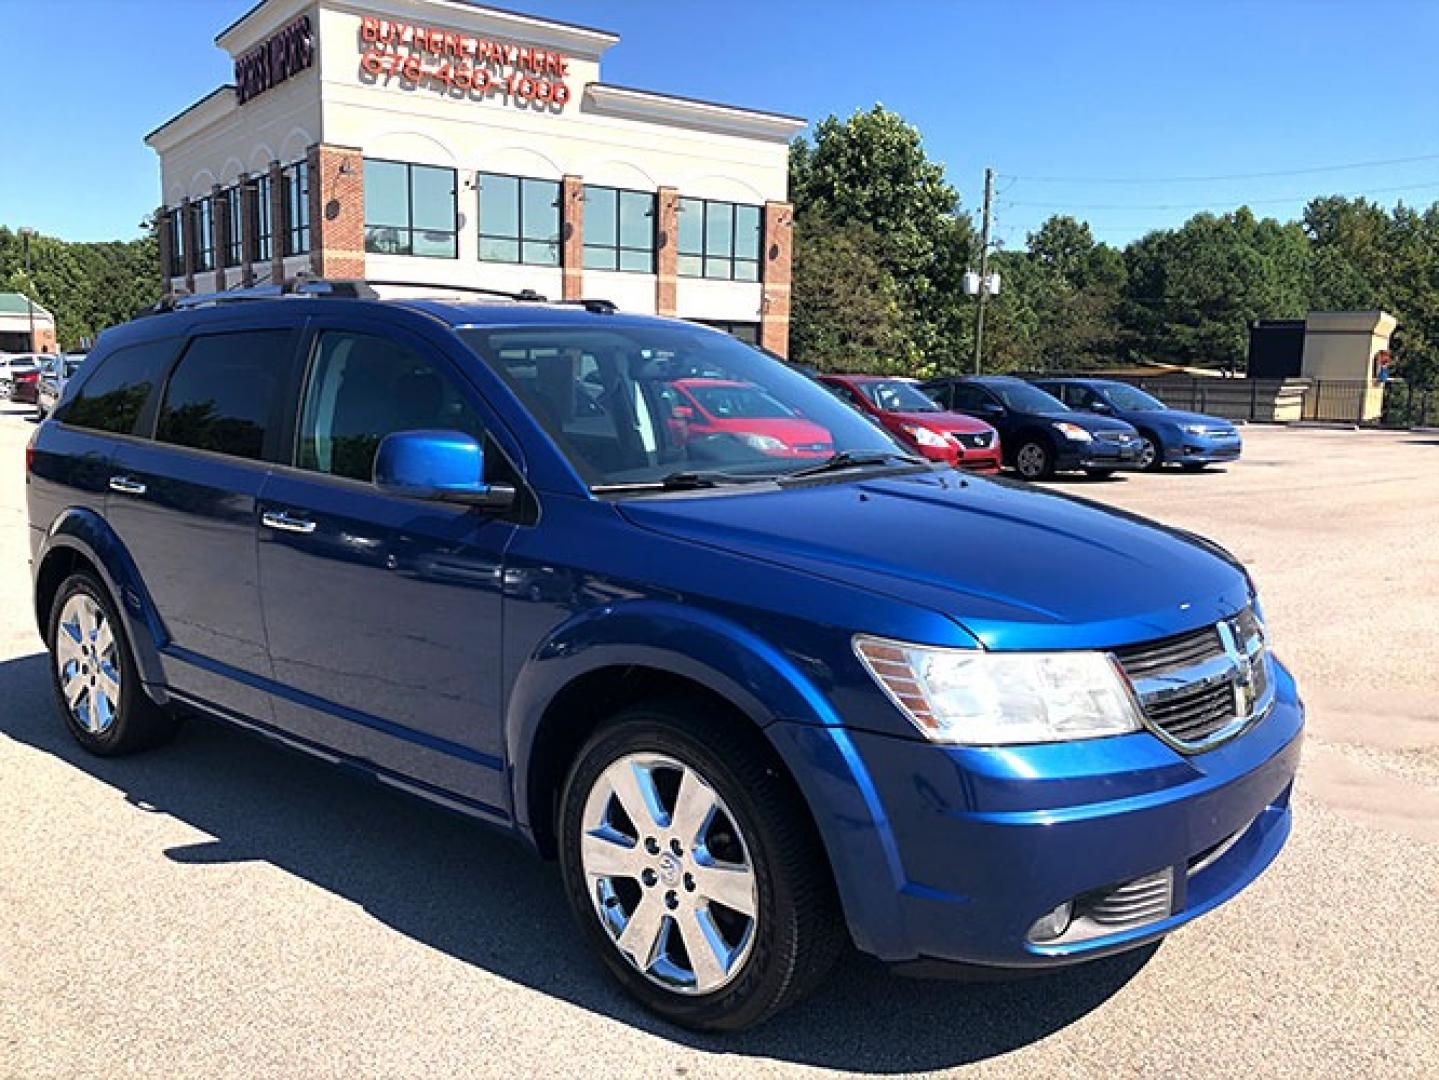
145,0,805,352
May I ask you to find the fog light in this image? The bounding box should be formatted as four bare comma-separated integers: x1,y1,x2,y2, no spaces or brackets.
1027,900,1073,943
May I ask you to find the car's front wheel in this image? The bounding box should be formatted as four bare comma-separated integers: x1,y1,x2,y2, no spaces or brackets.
558,701,845,1031
1013,439,1054,480
1136,434,1162,471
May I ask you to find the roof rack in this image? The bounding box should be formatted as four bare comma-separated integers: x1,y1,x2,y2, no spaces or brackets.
137,278,620,319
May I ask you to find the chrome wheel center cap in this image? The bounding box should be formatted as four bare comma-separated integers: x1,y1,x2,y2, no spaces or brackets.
657,852,682,887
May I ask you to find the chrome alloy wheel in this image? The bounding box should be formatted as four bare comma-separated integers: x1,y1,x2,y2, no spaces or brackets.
1136,436,1158,470
580,752,759,995
55,593,122,735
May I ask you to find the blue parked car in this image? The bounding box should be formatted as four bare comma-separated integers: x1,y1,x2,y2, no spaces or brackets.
1032,378,1242,471
26,282,1301,1031
921,375,1143,480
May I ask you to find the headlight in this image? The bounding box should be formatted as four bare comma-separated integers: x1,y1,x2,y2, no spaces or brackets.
741,433,787,452
1183,423,1208,436
854,636,1143,745
902,424,951,449
1052,422,1093,443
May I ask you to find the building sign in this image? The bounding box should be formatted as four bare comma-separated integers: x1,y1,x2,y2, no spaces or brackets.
359,16,572,106
235,15,315,104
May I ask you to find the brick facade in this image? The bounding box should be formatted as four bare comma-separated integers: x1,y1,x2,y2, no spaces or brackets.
654,186,679,316
760,201,793,357
561,175,584,301
239,179,258,286
211,183,229,292
268,160,286,285
180,196,196,293
156,205,175,291
308,143,367,280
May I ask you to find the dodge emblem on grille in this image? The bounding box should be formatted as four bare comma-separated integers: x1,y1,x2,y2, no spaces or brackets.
1217,619,1256,719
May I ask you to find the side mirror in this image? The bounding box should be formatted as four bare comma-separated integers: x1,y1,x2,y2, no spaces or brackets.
977,401,1006,416
672,404,695,420
1090,400,1113,414
374,430,516,509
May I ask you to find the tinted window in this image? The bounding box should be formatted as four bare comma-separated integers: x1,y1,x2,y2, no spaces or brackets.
298,332,484,482
156,331,293,460
989,380,1068,413
947,383,993,412
60,339,180,435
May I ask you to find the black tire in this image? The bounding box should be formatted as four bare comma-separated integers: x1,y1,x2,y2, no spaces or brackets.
1013,438,1054,480
1084,468,1117,480
1136,432,1163,471
558,699,846,1031
47,571,179,756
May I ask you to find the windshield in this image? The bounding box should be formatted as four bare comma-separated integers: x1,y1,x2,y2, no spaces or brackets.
1102,383,1167,411
861,380,942,413
989,380,1068,413
460,324,911,489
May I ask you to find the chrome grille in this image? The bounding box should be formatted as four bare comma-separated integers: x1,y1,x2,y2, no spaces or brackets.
1096,430,1133,443
1113,608,1272,752
954,431,993,449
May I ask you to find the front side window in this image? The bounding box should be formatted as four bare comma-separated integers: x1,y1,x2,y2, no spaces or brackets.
59,339,181,434
1104,383,1167,411
460,324,907,490
677,198,760,281
989,381,1067,413
364,159,458,258
477,173,559,265
156,330,294,461
283,161,310,256
192,198,215,272
253,174,273,262
298,331,484,482
583,186,655,272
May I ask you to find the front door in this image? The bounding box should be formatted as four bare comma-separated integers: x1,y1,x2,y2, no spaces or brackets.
256,325,518,816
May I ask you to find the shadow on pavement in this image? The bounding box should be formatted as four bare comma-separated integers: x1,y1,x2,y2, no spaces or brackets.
0,650,1154,1071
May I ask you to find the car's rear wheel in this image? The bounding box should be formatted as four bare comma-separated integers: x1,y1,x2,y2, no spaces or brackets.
1136,434,1162,471
1014,439,1053,480
558,701,845,1031
47,572,179,756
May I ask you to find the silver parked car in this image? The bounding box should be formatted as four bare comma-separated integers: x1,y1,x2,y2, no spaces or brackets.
35,354,85,419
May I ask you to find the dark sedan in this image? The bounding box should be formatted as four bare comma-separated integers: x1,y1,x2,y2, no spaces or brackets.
922,375,1142,479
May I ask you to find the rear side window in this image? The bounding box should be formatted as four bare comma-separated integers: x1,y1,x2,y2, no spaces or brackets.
298,331,485,482
60,339,179,435
156,330,294,461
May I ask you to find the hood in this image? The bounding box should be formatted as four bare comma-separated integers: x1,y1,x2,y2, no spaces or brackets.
1144,409,1236,430
890,410,994,434
1038,411,1136,433
618,470,1249,651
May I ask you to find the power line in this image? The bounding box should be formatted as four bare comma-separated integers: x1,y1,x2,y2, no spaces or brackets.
1000,178,1439,212
997,151,1439,185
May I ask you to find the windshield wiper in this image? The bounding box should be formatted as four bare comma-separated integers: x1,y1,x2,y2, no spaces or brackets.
779,449,927,482
592,470,769,494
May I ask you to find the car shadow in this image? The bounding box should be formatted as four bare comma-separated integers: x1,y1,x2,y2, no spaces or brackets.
0,651,1155,1071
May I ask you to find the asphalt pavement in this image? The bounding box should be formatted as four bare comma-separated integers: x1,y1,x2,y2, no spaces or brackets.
1,408,1435,1078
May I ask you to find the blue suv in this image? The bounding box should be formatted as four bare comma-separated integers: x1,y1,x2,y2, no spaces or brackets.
1033,378,1243,471
26,282,1302,1031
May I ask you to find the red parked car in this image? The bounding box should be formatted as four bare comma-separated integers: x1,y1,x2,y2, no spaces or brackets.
668,378,834,459
819,374,1002,472
1,355,45,405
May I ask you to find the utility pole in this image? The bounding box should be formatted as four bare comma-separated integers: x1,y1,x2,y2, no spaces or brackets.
972,167,994,374
17,227,38,351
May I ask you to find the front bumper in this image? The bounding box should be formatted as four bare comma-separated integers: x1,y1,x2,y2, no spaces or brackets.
1056,440,1142,472
1167,433,1242,464
768,658,1303,968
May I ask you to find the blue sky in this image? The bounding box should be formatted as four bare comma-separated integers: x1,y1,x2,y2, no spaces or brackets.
2,0,1435,247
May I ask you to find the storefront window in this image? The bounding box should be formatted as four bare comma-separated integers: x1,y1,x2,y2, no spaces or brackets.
283,161,310,256
364,159,458,258
167,211,185,277
678,198,760,281
694,319,761,345
192,197,215,272
223,186,243,267
583,186,655,273
478,173,559,266
254,174,273,262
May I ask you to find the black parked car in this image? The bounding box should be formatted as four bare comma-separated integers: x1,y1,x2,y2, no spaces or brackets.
921,375,1142,479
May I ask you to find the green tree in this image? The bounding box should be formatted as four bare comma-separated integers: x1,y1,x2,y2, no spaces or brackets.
789,106,977,367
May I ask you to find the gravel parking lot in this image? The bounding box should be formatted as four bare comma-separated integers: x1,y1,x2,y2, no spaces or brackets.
2,407,1435,1079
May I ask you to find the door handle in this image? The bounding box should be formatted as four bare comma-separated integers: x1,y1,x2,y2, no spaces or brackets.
261,509,317,535
108,475,147,496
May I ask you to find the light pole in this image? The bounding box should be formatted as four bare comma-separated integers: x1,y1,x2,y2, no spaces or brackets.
18,227,37,351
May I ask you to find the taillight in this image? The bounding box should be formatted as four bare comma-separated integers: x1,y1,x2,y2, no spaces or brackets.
18,371,38,382
25,428,38,474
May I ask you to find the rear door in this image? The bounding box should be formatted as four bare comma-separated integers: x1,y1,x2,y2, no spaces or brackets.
254,320,521,816
105,324,302,720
